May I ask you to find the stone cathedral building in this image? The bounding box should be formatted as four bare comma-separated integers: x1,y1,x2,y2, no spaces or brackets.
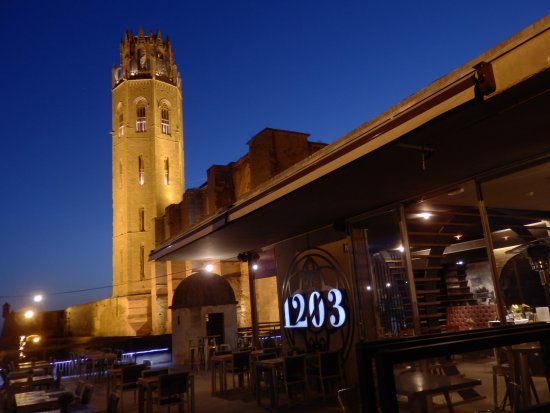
65,29,321,337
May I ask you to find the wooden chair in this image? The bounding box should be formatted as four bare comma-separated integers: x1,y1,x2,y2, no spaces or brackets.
119,363,147,411
282,354,308,403
310,350,344,399
492,347,513,411
155,371,190,413
79,383,94,405
107,392,120,413
73,380,85,403
228,351,251,389
337,386,360,413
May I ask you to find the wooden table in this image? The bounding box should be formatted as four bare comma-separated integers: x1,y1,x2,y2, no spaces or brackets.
137,370,194,413
255,357,284,407
395,372,481,412
18,361,51,373
14,389,71,413
9,374,55,392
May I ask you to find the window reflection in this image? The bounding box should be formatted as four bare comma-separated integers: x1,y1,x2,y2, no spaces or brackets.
351,210,413,338
482,161,550,311
404,181,495,334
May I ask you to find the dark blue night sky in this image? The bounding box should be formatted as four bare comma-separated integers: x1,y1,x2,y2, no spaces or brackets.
0,0,548,311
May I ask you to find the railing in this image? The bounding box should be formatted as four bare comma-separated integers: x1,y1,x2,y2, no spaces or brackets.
51,347,171,378
237,321,281,348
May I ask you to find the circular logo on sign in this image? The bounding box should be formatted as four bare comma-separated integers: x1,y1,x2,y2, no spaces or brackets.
281,247,353,362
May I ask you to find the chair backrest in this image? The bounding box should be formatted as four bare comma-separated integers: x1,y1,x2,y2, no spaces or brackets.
75,380,85,397
257,352,277,361
158,372,189,398
320,350,341,376
263,346,282,357
284,354,306,382
232,351,251,370
122,364,147,383
107,393,120,413
79,383,94,405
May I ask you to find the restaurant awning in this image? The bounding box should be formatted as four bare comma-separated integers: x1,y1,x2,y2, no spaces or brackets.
150,18,550,263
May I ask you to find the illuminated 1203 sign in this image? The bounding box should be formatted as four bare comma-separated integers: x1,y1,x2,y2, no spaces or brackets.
283,288,347,329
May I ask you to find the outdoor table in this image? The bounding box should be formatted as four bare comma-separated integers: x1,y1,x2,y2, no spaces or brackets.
395,371,481,412
18,361,50,372
9,374,55,391
137,370,195,413
14,388,71,413
255,357,284,407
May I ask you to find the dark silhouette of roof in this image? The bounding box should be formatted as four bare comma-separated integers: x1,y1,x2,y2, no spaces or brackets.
171,270,237,309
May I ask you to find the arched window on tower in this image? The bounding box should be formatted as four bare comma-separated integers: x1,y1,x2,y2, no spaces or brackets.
118,111,124,137
138,156,145,185
140,245,145,279
164,158,170,186
119,160,123,189
136,104,147,132
139,207,145,231
161,107,170,135
119,250,124,284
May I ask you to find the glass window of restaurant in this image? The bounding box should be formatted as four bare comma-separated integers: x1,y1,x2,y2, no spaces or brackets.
480,161,550,322
352,162,550,340
403,180,496,335
352,180,501,340
351,209,415,340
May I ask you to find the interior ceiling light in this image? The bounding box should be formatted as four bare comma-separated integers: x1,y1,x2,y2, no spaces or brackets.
454,234,463,241
419,212,433,220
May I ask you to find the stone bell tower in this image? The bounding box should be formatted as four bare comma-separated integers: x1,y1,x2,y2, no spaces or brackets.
111,28,184,334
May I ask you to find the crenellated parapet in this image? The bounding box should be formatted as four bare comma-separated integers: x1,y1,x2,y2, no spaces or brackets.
112,27,181,89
